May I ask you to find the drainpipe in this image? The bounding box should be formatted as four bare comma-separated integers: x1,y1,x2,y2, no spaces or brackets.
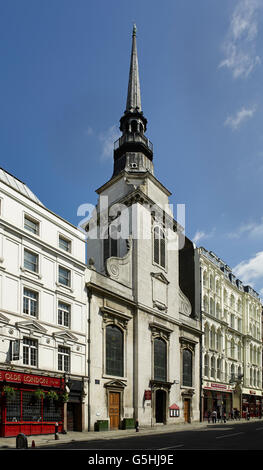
87,287,92,432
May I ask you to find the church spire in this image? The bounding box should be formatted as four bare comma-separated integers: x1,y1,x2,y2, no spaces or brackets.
112,25,153,177
126,24,142,113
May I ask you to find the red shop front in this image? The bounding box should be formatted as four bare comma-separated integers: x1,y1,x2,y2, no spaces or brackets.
0,369,65,437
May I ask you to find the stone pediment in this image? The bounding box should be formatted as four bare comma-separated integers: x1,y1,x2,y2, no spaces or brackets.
104,380,127,389
151,272,169,285
179,288,192,316
16,320,47,333
53,330,78,342
0,312,10,324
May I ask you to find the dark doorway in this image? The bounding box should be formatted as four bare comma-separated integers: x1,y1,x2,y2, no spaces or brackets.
155,390,166,423
67,403,82,431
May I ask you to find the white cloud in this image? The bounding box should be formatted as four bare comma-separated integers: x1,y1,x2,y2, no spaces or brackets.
224,105,256,130
233,251,263,286
228,217,263,238
192,229,215,245
99,125,121,160
219,0,262,79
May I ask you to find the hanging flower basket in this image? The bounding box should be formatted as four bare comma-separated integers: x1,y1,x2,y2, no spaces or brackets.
46,390,59,401
59,392,69,403
34,389,45,400
3,385,15,399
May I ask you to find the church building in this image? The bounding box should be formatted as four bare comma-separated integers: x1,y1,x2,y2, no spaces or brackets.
84,25,202,430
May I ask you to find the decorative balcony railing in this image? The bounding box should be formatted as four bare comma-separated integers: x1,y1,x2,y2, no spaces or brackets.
114,133,153,152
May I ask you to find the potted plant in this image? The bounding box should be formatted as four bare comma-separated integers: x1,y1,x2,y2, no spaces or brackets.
3,385,15,399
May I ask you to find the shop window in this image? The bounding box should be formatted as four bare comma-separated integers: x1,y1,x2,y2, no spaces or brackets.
154,337,167,382
22,392,41,422
182,349,192,387
43,397,62,422
106,325,124,377
6,391,21,422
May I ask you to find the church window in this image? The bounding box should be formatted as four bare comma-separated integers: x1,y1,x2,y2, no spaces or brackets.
154,338,167,382
182,349,192,387
153,226,166,268
106,325,124,377
103,225,118,265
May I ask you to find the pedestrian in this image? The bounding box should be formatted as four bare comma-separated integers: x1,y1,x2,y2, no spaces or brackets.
207,410,211,424
211,410,217,424
247,410,250,421
223,411,226,423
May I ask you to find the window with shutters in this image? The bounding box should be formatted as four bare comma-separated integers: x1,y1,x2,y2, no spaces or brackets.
153,226,166,269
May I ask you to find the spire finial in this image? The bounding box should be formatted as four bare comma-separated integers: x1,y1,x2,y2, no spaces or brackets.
126,24,141,113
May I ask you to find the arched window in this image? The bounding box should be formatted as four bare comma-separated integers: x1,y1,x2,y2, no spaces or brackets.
216,330,222,352
217,358,221,380
106,325,124,377
204,354,209,377
131,120,138,133
203,271,208,287
204,323,209,349
211,357,215,378
182,349,193,387
231,363,235,381
230,339,235,359
154,338,167,382
210,327,215,349
210,298,215,316
216,303,221,318
238,343,242,361
153,226,165,268
203,296,208,313
103,225,118,265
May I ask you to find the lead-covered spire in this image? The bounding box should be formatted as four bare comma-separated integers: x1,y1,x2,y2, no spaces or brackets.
126,24,142,113
113,25,153,177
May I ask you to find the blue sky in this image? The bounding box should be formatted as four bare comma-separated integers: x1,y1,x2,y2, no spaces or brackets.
0,0,263,296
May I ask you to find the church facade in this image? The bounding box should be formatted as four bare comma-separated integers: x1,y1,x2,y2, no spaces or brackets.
84,25,202,430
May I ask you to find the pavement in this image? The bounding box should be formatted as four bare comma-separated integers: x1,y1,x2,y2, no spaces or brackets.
0,417,262,449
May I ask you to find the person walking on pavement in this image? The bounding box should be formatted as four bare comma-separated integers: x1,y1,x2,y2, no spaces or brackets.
211,410,217,424
207,410,211,424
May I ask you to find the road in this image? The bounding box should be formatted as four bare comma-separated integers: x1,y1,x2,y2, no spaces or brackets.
40,420,263,450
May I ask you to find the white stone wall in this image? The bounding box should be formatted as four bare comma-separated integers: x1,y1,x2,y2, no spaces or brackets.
0,177,87,379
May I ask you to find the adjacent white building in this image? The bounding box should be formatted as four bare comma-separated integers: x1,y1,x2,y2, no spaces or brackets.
0,167,87,436
198,247,263,420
